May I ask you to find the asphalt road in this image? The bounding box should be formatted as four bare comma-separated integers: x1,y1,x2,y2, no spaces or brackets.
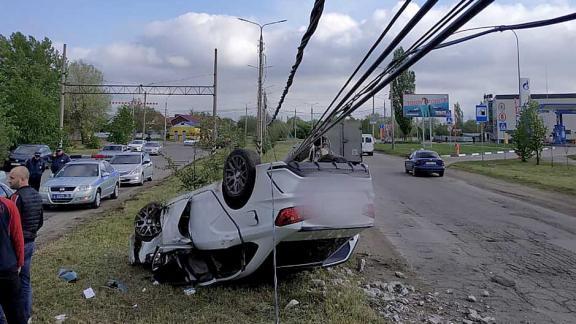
36,142,204,246
365,153,576,323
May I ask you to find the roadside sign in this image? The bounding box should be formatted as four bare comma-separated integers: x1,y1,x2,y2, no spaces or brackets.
498,122,507,131
446,116,453,125
379,124,385,129
498,112,506,121
403,94,449,117
476,104,488,123
369,113,378,125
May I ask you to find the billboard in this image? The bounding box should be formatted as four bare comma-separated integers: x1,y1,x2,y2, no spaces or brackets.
403,94,449,117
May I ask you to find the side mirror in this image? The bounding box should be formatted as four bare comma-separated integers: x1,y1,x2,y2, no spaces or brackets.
101,172,110,178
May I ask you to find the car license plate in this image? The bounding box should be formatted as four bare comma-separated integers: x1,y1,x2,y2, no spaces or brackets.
11,162,21,166
426,162,436,165
52,194,70,199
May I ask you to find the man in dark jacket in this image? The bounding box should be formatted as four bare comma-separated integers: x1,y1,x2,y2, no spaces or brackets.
6,167,43,323
25,152,46,191
50,148,70,175
0,196,26,324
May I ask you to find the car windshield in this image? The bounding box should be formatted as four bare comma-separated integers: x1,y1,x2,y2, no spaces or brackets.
103,145,122,151
14,145,40,154
415,152,439,159
131,140,144,144
364,137,372,143
110,155,141,164
57,164,99,177
144,143,159,147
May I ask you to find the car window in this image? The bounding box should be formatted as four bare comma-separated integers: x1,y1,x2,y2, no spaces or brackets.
143,153,151,162
103,145,122,151
57,164,99,177
14,146,38,155
110,155,141,164
415,152,439,159
103,161,115,173
365,137,372,143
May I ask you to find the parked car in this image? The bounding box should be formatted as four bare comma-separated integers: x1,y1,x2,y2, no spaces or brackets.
93,144,127,160
39,160,120,209
183,139,198,146
362,134,374,156
110,153,153,186
143,142,162,155
0,182,13,198
129,149,375,286
404,150,445,177
3,144,51,171
128,140,146,152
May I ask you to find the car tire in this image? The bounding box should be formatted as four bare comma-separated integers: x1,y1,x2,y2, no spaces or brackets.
111,183,119,199
222,148,260,210
412,169,419,177
134,202,163,241
439,171,444,177
405,168,410,174
147,174,153,182
138,173,144,186
92,190,101,209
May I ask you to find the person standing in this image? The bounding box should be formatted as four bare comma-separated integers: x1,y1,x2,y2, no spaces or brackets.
0,196,26,324
25,152,46,192
50,148,70,175
6,167,43,323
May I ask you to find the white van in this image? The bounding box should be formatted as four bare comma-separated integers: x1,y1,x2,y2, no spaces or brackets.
362,134,374,156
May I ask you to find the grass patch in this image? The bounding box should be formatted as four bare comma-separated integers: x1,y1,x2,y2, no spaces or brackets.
32,141,382,323
569,155,576,161
451,159,576,196
375,142,514,157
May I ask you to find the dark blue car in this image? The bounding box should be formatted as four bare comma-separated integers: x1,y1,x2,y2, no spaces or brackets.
404,150,445,177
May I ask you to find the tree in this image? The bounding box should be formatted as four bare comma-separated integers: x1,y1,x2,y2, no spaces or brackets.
65,61,110,144
513,100,547,164
453,102,464,130
134,106,165,134
389,47,415,140
0,97,16,161
108,106,134,144
237,116,257,137
462,120,478,133
0,32,63,148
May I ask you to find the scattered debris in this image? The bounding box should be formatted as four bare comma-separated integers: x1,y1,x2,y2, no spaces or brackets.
446,289,453,294
285,299,300,310
132,304,138,309
482,290,490,297
467,295,477,303
395,271,407,279
427,314,443,324
58,268,78,283
55,314,67,323
83,287,96,299
343,267,354,276
183,287,196,296
393,314,400,322
331,278,344,286
418,301,425,306
311,279,326,289
105,279,128,293
463,320,474,324
152,280,160,286
490,275,516,288
357,258,366,272
142,288,147,293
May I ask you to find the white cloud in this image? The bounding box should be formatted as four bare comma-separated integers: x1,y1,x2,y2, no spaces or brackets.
69,2,576,120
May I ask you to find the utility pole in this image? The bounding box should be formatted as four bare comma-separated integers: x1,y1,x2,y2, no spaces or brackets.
213,48,218,141
311,106,314,129
372,96,375,138
294,108,297,139
237,18,286,156
391,98,396,150
59,43,67,148
244,104,248,144
163,100,168,144
142,91,147,139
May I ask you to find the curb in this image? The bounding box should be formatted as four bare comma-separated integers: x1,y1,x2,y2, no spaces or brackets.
445,147,557,158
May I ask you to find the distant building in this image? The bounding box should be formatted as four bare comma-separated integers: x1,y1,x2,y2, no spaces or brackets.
485,93,576,144
168,114,201,142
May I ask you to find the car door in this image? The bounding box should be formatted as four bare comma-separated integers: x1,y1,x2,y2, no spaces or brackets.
104,161,118,190
142,153,153,178
99,162,113,196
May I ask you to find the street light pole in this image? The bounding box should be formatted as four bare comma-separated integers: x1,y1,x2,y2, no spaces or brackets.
238,17,286,156
510,30,522,108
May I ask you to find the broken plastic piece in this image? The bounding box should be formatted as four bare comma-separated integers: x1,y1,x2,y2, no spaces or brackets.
83,287,95,299
183,287,196,296
55,314,67,323
58,268,78,283
105,279,128,293
285,299,300,310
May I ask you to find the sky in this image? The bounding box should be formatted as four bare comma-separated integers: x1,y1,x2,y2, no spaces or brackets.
1,0,575,121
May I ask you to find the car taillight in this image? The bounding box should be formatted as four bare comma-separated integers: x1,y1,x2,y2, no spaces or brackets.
275,207,302,227
92,154,106,159
362,203,375,218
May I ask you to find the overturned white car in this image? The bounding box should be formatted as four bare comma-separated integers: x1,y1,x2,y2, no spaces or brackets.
129,149,374,286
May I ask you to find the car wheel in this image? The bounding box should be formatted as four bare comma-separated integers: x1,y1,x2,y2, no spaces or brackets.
405,168,410,174
412,169,419,177
111,183,119,199
138,173,144,186
222,148,260,210
439,171,444,177
92,190,101,209
147,174,153,182
134,202,163,241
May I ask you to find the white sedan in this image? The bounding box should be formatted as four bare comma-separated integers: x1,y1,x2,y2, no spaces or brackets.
129,149,374,286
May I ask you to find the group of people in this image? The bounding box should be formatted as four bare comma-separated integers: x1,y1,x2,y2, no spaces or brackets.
0,148,69,323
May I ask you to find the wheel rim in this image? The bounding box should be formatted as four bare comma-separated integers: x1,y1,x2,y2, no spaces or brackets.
114,184,119,196
141,174,144,184
224,155,248,196
134,205,162,238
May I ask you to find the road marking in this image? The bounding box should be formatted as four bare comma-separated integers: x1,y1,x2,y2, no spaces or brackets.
485,152,492,155
497,151,504,154
441,155,450,158
458,154,466,157
471,153,480,156
508,150,515,153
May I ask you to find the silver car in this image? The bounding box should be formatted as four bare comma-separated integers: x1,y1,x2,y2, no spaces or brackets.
40,160,120,208
128,140,145,152
142,142,162,155
110,153,153,186
95,144,127,160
